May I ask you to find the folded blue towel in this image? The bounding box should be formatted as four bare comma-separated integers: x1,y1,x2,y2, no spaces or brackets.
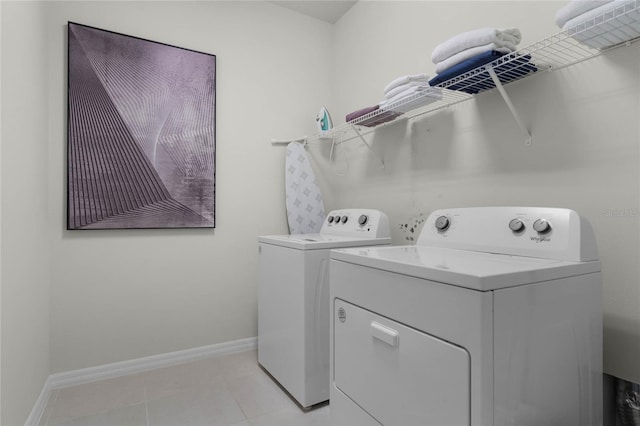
429,50,504,86
429,51,537,94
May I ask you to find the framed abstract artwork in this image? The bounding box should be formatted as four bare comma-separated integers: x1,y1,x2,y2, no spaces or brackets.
67,22,216,229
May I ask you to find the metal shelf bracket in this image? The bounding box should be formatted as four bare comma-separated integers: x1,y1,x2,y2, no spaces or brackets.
486,65,532,146
350,124,385,169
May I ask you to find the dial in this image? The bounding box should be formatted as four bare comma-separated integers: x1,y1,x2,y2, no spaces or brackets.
358,215,369,226
328,216,335,223
533,218,552,234
341,216,348,224
435,215,450,231
509,218,525,233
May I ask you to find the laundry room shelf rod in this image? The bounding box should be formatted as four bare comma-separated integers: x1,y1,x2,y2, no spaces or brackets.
299,0,640,147
271,137,308,145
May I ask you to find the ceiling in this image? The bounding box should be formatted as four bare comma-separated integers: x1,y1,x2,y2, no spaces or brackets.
269,1,358,24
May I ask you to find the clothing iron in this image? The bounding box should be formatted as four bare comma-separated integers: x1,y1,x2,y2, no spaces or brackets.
315,106,333,134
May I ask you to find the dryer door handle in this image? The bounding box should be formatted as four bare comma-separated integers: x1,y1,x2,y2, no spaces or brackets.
370,321,399,347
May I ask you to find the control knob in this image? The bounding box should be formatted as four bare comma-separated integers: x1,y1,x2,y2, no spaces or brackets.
435,216,450,231
508,218,525,233
358,215,368,226
328,216,335,223
341,216,348,224
533,218,552,234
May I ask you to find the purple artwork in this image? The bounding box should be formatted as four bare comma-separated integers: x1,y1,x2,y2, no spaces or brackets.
67,22,216,229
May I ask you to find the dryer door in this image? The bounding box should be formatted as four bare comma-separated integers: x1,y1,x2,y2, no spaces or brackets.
334,299,471,426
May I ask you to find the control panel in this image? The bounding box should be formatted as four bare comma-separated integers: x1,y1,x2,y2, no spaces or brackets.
321,209,390,239
419,207,598,262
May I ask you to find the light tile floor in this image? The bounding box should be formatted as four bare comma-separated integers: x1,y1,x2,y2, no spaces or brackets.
39,350,331,426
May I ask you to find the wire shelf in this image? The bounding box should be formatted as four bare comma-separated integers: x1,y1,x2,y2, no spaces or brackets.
318,0,640,145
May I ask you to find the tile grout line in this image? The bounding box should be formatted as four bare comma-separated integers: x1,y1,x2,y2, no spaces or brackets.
222,374,251,424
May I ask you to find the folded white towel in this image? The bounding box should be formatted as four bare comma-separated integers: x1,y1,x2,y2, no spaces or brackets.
385,81,428,99
434,42,517,74
383,73,430,95
379,85,430,107
555,0,614,28
431,27,522,64
379,87,442,112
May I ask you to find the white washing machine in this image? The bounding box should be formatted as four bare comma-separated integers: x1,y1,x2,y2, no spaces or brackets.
258,209,390,408
330,207,602,426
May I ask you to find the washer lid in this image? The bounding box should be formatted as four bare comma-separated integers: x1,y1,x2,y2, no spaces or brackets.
259,234,391,250
330,245,601,291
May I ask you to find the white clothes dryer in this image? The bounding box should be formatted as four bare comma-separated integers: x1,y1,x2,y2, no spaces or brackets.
330,207,602,426
258,209,390,408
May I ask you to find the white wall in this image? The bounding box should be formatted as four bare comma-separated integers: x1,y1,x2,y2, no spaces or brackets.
1,2,51,424
313,1,640,384
1,4,3,421
44,1,332,373
2,1,638,422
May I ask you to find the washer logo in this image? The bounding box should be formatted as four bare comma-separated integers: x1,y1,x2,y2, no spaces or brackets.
338,307,347,323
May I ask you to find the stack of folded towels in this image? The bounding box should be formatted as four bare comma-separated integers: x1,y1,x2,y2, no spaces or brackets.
429,27,537,94
345,73,442,126
556,0,640,49
431,27,522,75
379,73,432,110
345,104,400,127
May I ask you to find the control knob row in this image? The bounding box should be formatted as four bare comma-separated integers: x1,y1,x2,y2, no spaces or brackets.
327,214,370,226
327,215,348,224
433,216,552,234
509,218,552,234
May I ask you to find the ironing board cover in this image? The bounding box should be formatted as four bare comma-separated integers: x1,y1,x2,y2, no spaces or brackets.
285,142,325,234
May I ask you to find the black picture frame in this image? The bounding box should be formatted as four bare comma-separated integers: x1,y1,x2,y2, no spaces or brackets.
67,22,216,229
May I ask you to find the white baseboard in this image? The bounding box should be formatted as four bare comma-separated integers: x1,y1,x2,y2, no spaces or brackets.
25,376,53,426
48,336,257,389
26,337,257,426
